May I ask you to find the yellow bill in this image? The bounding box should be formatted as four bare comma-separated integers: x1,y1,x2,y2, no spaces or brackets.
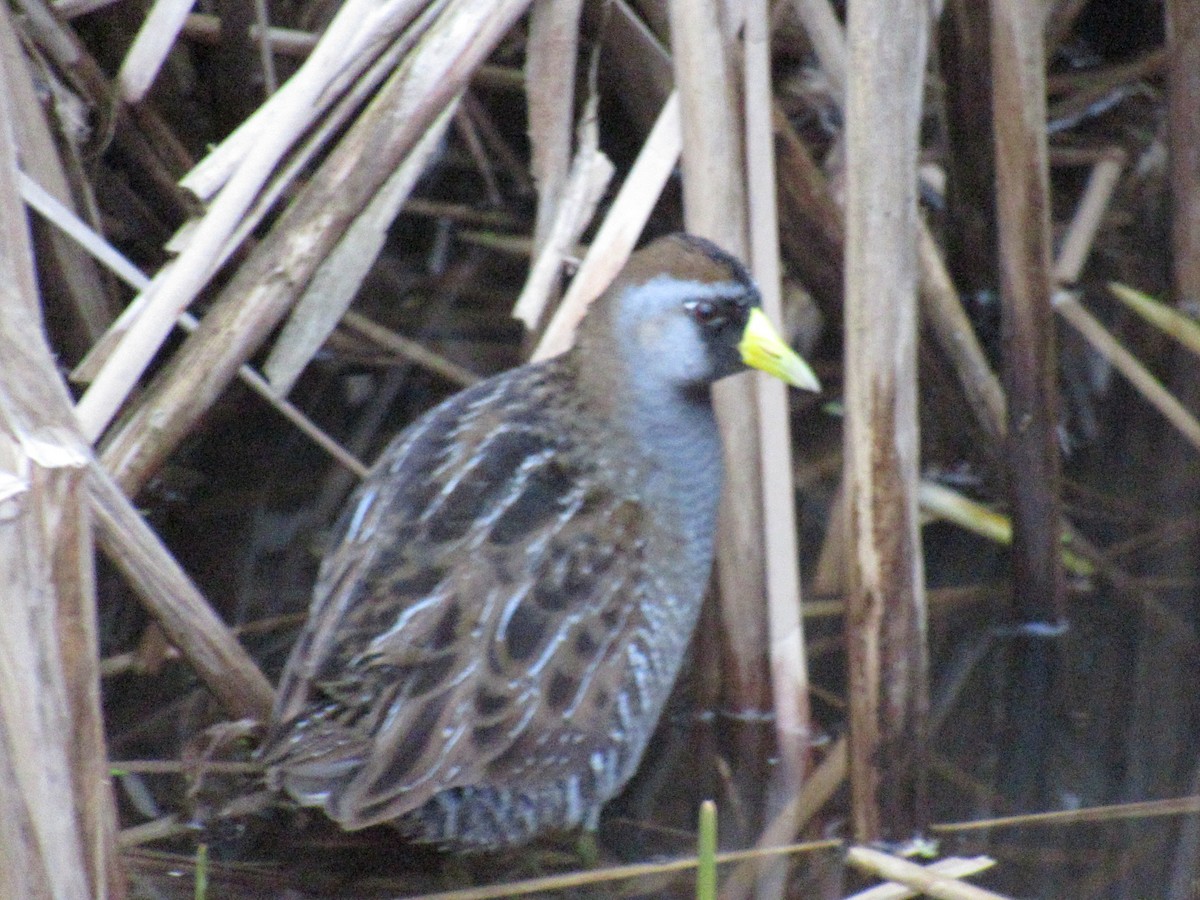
738,307,821,392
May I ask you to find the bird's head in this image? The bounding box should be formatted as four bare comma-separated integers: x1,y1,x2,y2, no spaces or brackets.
580,233,820,395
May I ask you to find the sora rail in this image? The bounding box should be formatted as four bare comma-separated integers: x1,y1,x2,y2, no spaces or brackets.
263,234,819,849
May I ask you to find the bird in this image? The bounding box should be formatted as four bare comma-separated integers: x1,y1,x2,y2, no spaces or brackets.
262,233,820,850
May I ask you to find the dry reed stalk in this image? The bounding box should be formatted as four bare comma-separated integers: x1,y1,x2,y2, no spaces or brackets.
745,0,811,806
116,0,195,102
918,225,1007,445
74,24,421,383
1058,300,1200,451
391,840,840,900
251,0,278,93
263,100,459,393
843,0,930,843
19,168,368,477
1048,155,1200,450
1169,1,1200,303
1054,153,1126,284
533,92,682,359
453,104,503,205
810,479,848,596
772,105,844,314
990,0,1067,813
1107,282,1200,358
512,91,614,331
845,857,997,900
787,0,1005,451
846,848,1014,900
990,0,1063,614
97,0,533,498
181,0,436,201
75,0,441,442
0,7,112,353
13,0,194,214
671,0,780,715
938,0,998,302
585,0,673,132
341,310,481,388
932,793,1200,832
461,90,535,193
526,0,584,254
787,0,846,100
116,815,190,849
721,737,847,899
741,6,813,896
52,0,120,16
0,63,123,896
183,12,319,56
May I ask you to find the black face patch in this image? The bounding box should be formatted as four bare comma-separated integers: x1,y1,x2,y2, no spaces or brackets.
684,294,751,332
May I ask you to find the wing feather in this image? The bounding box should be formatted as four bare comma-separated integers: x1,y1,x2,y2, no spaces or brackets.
266,362,689,834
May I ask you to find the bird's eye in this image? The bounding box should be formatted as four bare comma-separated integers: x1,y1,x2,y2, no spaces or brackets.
689,299,724,326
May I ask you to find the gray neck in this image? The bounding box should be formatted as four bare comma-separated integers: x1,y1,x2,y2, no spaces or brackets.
623,380,724,558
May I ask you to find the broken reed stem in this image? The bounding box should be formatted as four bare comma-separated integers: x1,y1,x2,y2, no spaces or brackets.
989,0,1067,811
843,0,930,843
1166,0,1200,304
0,73,123,896
744,0,811,795
671,0,778,713
98,0,534,498
263,98,460,394
0,5,113,354
512,88,614,332
181,0,437,201
788,0,847,100
721,737,847,899
75,0,438,442
526,0,584,255
76,20,427,385
846,847,1014,900
1047,153,1200,450
533,92,682,360
843,857,997,900
18,169,367,478
116,0,194,102
1052,151,1126,284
